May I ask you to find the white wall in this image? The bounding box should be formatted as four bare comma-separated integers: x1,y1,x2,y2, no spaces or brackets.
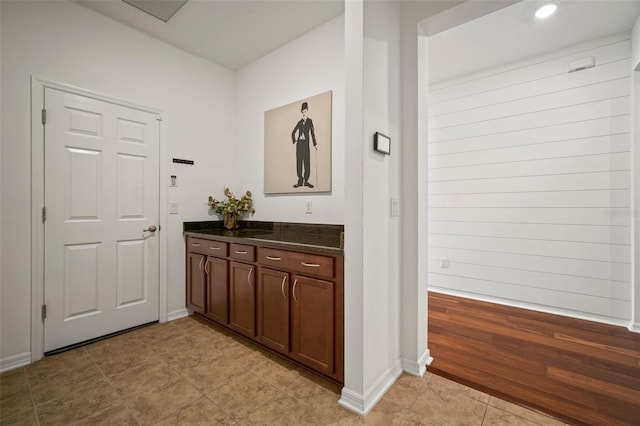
631,16,640,332
361,0,402,401
0,0,236,365
234,16,345,224
427,33,633,325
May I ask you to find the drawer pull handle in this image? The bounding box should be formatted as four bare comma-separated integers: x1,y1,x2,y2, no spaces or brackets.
209,246,221,250
205,259,210,274
191,243,201,247
198,257,205,272
293,279,298,302
301,261,320,268
281,275,287,299
248,267,253,289
235,250,248,255
266,255,281,261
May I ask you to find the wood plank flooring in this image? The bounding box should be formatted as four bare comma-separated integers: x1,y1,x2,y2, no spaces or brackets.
427,292,640,426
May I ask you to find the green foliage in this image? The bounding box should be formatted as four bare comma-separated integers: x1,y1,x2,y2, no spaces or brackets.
208,188,255,218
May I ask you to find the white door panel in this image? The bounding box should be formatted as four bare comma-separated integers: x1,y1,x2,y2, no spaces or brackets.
44,88,159,352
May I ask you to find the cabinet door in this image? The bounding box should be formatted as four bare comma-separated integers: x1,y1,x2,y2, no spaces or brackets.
229,261,255,337
291,275,334,375
186,252,206,313
256,267,290,354
205,256,228,324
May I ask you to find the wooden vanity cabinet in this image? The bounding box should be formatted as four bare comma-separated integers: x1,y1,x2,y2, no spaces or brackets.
290,274,335,376
256,247,343,381
185,234,343,383
256,267,290,353
186,252,206,313
186,238,229,324
204,256,228,324
229,261,256,338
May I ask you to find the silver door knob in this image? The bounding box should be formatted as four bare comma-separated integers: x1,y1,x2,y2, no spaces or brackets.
144,225,157,233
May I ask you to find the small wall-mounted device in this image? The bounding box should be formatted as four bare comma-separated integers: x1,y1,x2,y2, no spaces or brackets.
568,56,595,73
374,132,391,155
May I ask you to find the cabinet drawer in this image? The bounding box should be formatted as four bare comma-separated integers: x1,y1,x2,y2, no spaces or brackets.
230,243,256,262
258,247,335,279
188,237,228,257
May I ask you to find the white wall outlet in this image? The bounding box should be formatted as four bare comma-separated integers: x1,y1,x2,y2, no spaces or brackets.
390,198,400,217
169,201,178,214
170,175,177,187
305,199,313,214
440,257,449,268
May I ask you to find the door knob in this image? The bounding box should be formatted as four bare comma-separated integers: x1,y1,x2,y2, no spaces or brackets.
144,225,157,233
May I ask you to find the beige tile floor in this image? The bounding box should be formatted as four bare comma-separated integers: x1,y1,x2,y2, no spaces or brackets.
0,316,567,425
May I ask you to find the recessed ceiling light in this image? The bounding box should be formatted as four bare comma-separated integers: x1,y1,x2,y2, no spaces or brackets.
535,3,557,19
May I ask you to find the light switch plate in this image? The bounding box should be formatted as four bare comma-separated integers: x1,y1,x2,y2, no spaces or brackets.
169,201,178,214
390,198,400,217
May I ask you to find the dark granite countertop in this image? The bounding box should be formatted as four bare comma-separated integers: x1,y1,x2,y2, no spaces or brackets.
183,221,344,256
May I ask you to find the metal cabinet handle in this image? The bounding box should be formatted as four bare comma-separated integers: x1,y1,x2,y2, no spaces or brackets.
266,255,281,261
248,267,253,289
281,275,287,299
209,246,220,250
235,250,248,255
205,259,210,274
191,243,201,247
301,261,320,268
198,257,204,272
292,279,298,302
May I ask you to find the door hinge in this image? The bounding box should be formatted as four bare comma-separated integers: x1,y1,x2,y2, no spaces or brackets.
42,108,47,125
41,305,47,321
42,206,47,223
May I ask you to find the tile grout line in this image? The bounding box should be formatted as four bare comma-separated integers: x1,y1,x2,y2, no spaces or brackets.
22,366,42,426
480,397,490,425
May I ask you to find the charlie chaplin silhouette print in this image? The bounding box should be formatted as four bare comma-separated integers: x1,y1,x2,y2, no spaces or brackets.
291,101,317,188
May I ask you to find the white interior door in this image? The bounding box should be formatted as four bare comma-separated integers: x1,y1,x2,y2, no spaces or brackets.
43,87,160,352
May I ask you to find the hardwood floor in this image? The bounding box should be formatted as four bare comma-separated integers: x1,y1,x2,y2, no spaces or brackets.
427,292,640,426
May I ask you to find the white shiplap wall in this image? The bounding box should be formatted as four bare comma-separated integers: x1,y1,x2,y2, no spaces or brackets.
427,33,632,324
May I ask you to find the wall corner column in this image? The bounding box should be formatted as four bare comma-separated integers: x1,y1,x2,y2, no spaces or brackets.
399,16,430,375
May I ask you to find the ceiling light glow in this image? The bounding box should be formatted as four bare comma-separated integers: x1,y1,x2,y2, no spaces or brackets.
535,3,557,19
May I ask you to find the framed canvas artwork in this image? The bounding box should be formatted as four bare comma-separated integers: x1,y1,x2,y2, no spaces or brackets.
264,90,332,194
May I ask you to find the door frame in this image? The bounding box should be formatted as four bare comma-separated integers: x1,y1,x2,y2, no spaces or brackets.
30,76,168,362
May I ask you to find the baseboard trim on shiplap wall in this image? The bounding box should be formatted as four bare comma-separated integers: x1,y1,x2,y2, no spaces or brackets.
0,352,31,373
429,288,631,329
167,308,189,322
339,359,403,415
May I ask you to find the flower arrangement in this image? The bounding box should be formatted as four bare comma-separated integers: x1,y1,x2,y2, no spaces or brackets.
208,188,255,229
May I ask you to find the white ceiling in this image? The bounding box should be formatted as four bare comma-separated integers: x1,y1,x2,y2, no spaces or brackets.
75,0,344,71
428,0,640,85
75,0,640,79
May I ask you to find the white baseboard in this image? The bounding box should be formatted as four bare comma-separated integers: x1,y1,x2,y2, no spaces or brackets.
401,348,433,377
339,359,403,415
167,308,189,322
429,288,630,329
0,352,31,372
628,321,640,333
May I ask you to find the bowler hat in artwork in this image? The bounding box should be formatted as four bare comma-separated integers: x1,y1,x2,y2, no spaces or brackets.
301,102,308,111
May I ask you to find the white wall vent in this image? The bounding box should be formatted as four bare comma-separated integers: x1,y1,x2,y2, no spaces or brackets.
568,56,595,73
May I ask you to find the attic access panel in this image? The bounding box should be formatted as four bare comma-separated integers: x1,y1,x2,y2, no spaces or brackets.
122,0,188,22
